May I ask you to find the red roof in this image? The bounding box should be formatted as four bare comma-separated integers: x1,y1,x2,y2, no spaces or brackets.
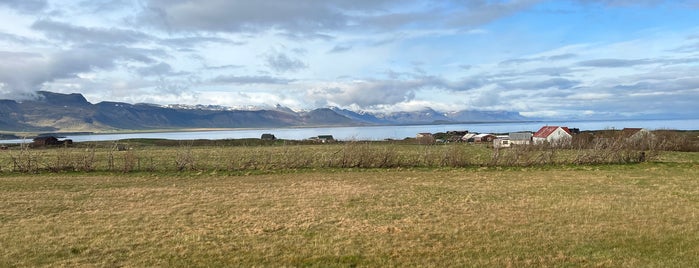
533,126,571,138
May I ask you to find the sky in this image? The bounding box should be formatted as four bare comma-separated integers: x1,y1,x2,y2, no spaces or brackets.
0,0,698,119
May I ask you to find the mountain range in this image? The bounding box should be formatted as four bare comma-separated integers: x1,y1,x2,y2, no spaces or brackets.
0,91,527,133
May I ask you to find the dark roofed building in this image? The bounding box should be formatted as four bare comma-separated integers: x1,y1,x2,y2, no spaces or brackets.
261,133,276,140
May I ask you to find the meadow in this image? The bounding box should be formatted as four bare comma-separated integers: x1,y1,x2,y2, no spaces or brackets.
3,131,693,173
0,135,698,266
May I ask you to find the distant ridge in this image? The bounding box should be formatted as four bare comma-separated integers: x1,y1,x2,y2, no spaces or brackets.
0,91,529,133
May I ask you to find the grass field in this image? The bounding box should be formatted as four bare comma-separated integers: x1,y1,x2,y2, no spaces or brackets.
2,136,685,173
1,156,698,266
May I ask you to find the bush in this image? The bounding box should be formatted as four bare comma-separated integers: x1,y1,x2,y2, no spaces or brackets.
1,130,695,174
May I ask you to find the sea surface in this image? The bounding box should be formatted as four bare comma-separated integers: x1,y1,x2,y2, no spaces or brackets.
2,119,698,144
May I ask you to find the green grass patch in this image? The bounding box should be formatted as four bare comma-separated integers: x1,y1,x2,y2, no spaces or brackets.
1,161,697,266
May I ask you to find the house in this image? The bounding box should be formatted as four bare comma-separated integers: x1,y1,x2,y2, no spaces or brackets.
416,133,435,144
509,132,532,145
260,133,276,140
533,126,572,146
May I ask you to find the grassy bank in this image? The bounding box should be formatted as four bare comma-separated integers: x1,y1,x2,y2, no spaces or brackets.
1,161,698,266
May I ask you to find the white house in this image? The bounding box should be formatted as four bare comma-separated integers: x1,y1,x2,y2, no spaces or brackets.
532,126,572,146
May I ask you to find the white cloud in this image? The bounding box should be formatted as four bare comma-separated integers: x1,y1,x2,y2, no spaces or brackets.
0,0,697,119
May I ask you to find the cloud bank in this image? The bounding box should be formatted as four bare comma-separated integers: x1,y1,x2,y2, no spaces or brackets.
0,0,697,119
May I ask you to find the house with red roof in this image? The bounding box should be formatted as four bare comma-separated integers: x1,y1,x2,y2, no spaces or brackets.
532,126,572,146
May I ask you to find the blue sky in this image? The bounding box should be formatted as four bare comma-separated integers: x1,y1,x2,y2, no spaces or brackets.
0,0,698,119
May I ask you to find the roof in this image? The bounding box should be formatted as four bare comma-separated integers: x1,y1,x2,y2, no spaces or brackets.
509,132,532,140
533,126,571,138
473,133,495,138
462,133,477,140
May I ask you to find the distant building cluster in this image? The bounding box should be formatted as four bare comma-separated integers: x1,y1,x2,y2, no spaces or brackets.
0,127,657,151
415,126,652,148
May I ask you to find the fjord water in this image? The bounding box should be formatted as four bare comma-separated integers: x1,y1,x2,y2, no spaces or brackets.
2,119,698,144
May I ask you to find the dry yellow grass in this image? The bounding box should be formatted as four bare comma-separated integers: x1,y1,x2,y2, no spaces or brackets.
1,162,698,266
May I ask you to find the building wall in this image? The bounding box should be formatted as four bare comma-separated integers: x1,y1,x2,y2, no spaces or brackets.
533,128,571,145
509,132,532,145
493,138,511,148
547,128,572,143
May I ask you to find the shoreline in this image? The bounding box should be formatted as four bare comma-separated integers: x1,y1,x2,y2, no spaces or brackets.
2,118,697,143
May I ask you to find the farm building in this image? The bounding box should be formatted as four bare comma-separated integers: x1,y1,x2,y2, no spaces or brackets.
533,126,572,146
509,132,532,145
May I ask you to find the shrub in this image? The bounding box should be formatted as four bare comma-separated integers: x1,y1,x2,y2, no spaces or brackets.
1,130,695,174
